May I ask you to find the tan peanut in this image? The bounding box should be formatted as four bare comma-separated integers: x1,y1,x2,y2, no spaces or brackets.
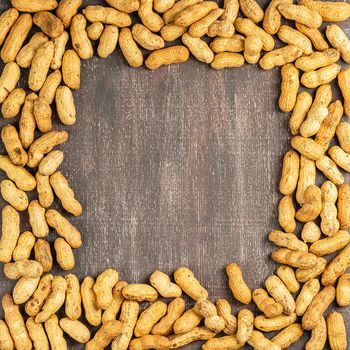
322,245,350,285
296,22,329,51
254,313,297,332
305,316,327,350
83,5,131,27
301,222,321,243
202,335,243,350
87,22,104,41
295,257,327,282
146,46,189,70
271,248,317,268
265,275,295,315
215,299,237,334
326,25,350,64
34,239,53,272
4,260,43,280
235,18,274,51
1,179,28,211
26,317,49,350
132,24,164,51
93,268,119,310
247,330,282,350
70,14,93,59
2,293,32,350
301,63,341,88
2,125,28,166
55,86,77,125
236,309,254,343
271,323,303,349
19,93,37,149
263,0,292,35
102,280,127,323
296,185,322,222
0,319,14,350
278,3,322,28
11,0,58,12
336,273,350,306
302,285,335,330
295,278,320,316
244,36,262,64
327,311,347,350
135,301,168,337
62,49,80,90
0,8,19,47
160,24,187,42
149,270,182,298
295,49,340,72
33,11,64,38
182,33,214,64
269,230,307,252
320,181,340,236
0,205,20,263
279,150,300,195
239,0,264,23
278,196,296,233
154,0,175,13
152,297,186,336
130,335,170,350
289,92,312,135
56,0,83,28
316,155,343,185
210,35,244,53
188,8,224,37
81,276,102,327
39,150,64,176
173,308,203,334
226,262,251,304
51,31,69,69
300,0,350,21
252,288,283,318
316,100,344,151
87,320,123,350
65,273,82,321
312,232,350,259
28,199,49,238
119,28,143,68
46,209,82,248
276,265,300,293
279,63,299,112
277,25,313,54
211,52,244,70
111,301,139,350
195,298,225,333
338,68,350,117
168,327,215,348
59,318,91,344
54,238,75,270
44,315,67,350
0,63,20,104
1,14,32,64
13,231,35,261
207,20,235,38
13,277,40,305
1,88,26,120
39,70,62,104
98,25,119,58
337,122,350,153
122,284,158,302
338,184,350,230
138,0,164,32
35,276,67,323
36,172,54,208
163,0,203,24
34,97,52,133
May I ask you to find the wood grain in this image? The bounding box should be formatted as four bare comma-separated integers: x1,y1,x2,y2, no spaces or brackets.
0,0,349,349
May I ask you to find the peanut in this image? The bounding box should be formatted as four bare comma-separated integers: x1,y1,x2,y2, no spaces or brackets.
301,222,321,243
305,316,327,350
62,49,80,89
295,22,329,51
235,18,274,51
239,0,264,23
168,327,215,348
277,25,313,54
102,280,127,323
149,270,182,298
33,11,64,38
154,0,175,13
338,184,350,230
81,276,102,327
55,86,77,125
269,230,307,252
122,284,158,302
338,69,350,118
226,262,251,304
11,0,58,12
135,301,168,337
36,172,54,208
244,36,263,64
111,301,139,350
34,239,53,272
295,278,320,316
28,200,49,238
327,311,347,350
173,308,203,334
163,0,203,24
0,63,21,104
130,335,170,350
301,63,341,88
271,323,303,349
146,46,189,70
1,14,33,63
295,185,322,222
65,273,82,321
46,209,82,248
2,293,32,350
13,277,40,305
252,288,283,318
278,196,296,233
302,285,335,330
59,318,91,343
83,5,131,27
54,238,75,270
300,0,350,21
195,298,225,333
56,0,83,28
263,0,292,35
138,0,164,32
161,24,187,41
271,248,317,268
87,22,104,41
0,319,14,350
35,276,67,323
279,63,299,112
322,245,350,285
25,274,54,317
51,31,69,69
247,330,281,350
34,97,52,133
19,93,37,149
295,257,327,282
152,297,186,336
295,49,340,72
276,265,300,293
325,25,350,65
289,92,312,135
93,268,119,310
0,8,19,47
98,25,119,58
215,299,237,334
87,320,123,350
337,122,350,153
70,14,93,59
40,70,62,104
188,8,224,37
202,335,243,350
44,315,67,350
39,150,64,176
26,317,49,350
4,260,43,280
13,231,35,261
329,146,350,173
278,3,322,28
1,179,28,211
119,28,144,68
182,33,214,64
210,36,245,53
336,273,350,306
211,52,244,69
236,309,254,343
207,20,235,38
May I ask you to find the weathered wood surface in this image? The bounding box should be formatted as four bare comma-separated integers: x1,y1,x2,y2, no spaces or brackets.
0,0,349,348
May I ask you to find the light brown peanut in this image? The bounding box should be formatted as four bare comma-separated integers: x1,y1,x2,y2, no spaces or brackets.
54,238,75,270
168,327,215,348
295,278,320,316
149,270,182,298
311,231,350,258
36,172,54,208
87,22,104,41
320,181,340,235
87,320,123,350
239,0,264,23
327,148,350,176
336,273,350,306
326,25,350,64
163,0,203,24
102,280,127,323
59,318,91,344
0,63,20,104
279,63,299,112
244,36,263,64
338,68,350,117
13,231,35,261
202,335,243,350
51,31,69,69
252,288,283,318
161,24,187,42
295,49,340,72
11,0,58,12
122,284,158,302
210,36,244,53
1,88,26,119
65,273,82,321
26,317,49,350
188,8,224,38
254,313,297,332
271,248,317,268
263,0,293,35
0,319,14,350
173,308,203,334
119,28,143,68
301,63,341,88
269,230,307,252
278,3,322,28
327,311,347,350
98,25,119,58
226,262,251,304
247,330,281,350
278,196,296,233
338,184,350,230
34,97,52,133
300,0,350,21
211,52,244,69
305,316,327,350
4,260,43,280
39,150,64,176
34,239,53,272
0,8,19,47
301,222,321,243
1,179,28,211
276,265,299,293
56,0,83,28
182,33,214,64
289,92,312,135
337,122,350,153
28,200,49,238
39,70,62,104
295,185,322,222
70,14,93,60
195,298,225,333
322,245,350,285
33,11,64,38
19,93,37,149
146,46,189,70
83,5,131,27
93,268,119,310
295,257,327,282
62,49,80,90
1,125,28,166
236,309,254,343
295,22,329,51
215,299,237,334
138,0,164,32
129,335,170,350
55,86,77,125
13,277,40,305
271,323,303,349
44,315,67,350
154,0,175,13
260,45,303,70
81,276,102,327
207,20,235,38
277,25,313,54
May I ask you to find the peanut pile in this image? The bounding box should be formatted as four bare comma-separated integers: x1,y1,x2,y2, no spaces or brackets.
0,0,350,349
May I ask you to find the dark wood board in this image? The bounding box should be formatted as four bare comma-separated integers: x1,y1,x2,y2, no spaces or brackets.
0,0,349,349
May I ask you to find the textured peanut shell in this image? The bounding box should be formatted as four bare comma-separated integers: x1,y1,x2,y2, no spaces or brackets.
295,278,320,316
33,11,64,38
55,86,77,125
70,14,93,60
182,33,214,64
295,49,340,72
87,22,104,41
301,222,321,243
263,0,292,34
26,317,49,350
81,276,102,327
207,20,235,38
301,63,341,88
132,24,165,51
54,237,75,271
239,0,264,23
244,36,262,64
19,93,37,149
278,196,296,233
327,311,347,350
338,184,350,230
0,63,21,104
296,156,316,205
105,0,140,13
296,22,329,51
13,277,40,305
39,150,64,176
1,179,28,211
44,315,67,350
87,320,123,350
11,0,58,12
276,265,300,293
28,200,49,238
247,330,281,350
278,3,322,28
122,284,158,302
33,97,52,133
210,35,244,53
149,270,182,298
271,248,317,268
279,63,299,113
13,231,35,261
97,25,119,59
146,46,189,70
260,45,303,70
277,25,313,54
56,0,83,27
93,268,119,310
51,31,69,69
102,280,127,323
129,335,170,350
163,0,203,24
289,92,312,135
4,260,43,280
0,319,14,350
305,316,327,350
211,52,244,69
316,155,343,186
0,8,19,47
168,327,215,348
83,5,131,27
138,0,164,32
34,239,53,272
271,323,303,349
62,49,80,90
160,24,187,42
1,89,26,121
338,68,350,117
300,0,350,22
59,318,91,344
252,288,283,318
236,309,254,343
65,274,82,321
254,313,297,332
36,172,54,208
188,8,224,38
119,28,143,68
295,257,327,283
225,262,251,304
173,308,203,334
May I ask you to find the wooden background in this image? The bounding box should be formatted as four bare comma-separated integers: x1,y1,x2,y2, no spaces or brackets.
0,0,349,349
